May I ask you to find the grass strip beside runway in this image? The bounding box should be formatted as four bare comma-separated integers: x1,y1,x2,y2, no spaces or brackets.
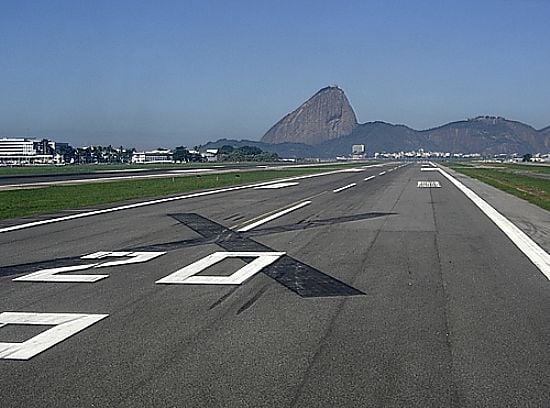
0,168,326,220
447,164,550,211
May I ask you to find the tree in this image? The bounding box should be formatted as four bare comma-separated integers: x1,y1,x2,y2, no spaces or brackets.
173,146,191,163
219,145,234,155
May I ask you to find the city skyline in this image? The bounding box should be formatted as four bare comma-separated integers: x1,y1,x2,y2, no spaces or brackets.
1,0,549,149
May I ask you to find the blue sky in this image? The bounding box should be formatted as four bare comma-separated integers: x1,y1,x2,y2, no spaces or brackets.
1,0,549,148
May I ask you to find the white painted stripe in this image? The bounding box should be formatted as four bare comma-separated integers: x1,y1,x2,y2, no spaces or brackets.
421,168,440,172
254,182,299,189
0,169,350,234
342,168,364,173
237,201,311,232
364,176,376,182
333,183,357,193
436,166,550,280
379,171,386,176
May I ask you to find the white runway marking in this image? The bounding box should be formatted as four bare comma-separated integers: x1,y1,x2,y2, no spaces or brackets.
435,165,550,280
169,169,215,173
254,182,299,189
342,168,364,173
364,176,376,181
0,312,108,360
13,251,165,283
13,263,105,283
0,169,349,234
156,251,285,285
421,168,440,172
417,181,441,188
379,171,386,176
83,251,165,268
333,183,357,193
237,201,311,232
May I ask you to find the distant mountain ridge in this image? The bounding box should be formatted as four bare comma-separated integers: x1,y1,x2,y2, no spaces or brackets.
208,87,549,157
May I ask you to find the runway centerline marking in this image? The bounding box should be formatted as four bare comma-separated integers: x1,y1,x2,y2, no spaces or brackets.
254,182,299,189
364,176,376,181
236,201,311,232
333,183,357,193
379,171,386,176
0,312,108,360
435,164,550,280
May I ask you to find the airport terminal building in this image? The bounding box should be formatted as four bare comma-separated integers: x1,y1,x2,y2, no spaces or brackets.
0,137,59,164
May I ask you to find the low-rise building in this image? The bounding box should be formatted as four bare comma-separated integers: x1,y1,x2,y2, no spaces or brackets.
0,137,57,164
131,149,173,164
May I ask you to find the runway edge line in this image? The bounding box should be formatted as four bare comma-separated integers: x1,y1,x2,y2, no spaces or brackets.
435,164,550,280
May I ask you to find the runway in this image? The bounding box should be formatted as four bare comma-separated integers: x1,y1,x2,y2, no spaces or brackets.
1,162,549,407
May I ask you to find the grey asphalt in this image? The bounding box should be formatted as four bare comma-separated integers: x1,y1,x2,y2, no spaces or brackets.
0,163,548,407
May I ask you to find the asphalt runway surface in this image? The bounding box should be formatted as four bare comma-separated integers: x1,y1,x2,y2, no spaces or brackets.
1,163,549,407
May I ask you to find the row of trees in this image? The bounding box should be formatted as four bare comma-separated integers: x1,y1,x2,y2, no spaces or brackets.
55,143,279,164
217,145,279,162
172,145,279,163
173,146,204,163
58,145,135,164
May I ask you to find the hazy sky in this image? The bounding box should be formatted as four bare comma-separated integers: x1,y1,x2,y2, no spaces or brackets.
1,0,549,149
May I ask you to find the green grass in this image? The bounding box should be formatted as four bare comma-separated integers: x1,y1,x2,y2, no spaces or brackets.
448,161,550,174
446,164,550,211
0,167,334,220
491,163,550,175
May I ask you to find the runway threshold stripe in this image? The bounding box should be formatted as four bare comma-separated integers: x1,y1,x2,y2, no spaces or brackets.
436,165,550,280
0,169,348,234
333,183,357,193
237,201,311,232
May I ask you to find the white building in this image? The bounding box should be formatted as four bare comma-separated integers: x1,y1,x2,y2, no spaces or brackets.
203,148,219,162
131,149,173,164
352,144,365,159
0,138,56,164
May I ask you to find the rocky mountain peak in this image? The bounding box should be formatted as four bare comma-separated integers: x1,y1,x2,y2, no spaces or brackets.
261,86,358,145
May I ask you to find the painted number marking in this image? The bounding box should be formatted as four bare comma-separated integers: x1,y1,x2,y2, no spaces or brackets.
417,181,441,188
0,312,108,360
156,251,285,285
13,251,165,283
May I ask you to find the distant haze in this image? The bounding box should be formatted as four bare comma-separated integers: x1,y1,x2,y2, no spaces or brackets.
1,1,549,149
